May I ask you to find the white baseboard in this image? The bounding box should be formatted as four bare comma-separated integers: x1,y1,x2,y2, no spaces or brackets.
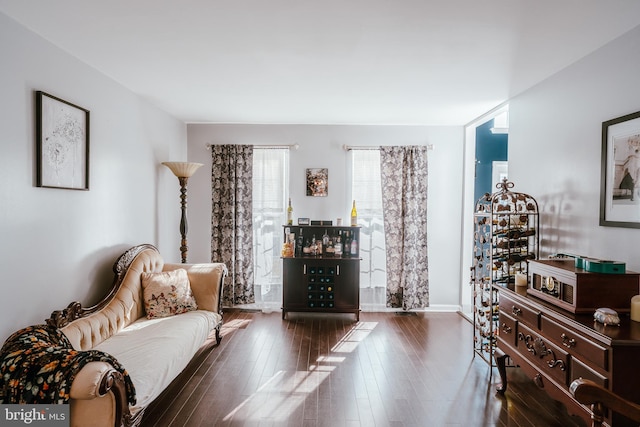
359,304,461,312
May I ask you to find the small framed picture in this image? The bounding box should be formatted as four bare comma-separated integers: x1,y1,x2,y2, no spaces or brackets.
298,218,310,225
36,91,90,190
306,168,328,197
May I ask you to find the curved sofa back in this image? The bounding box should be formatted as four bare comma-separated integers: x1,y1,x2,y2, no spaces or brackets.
61,246,164,351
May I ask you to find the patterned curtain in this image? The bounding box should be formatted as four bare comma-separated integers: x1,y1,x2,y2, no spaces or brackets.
211,144,255,306
380,146,429,310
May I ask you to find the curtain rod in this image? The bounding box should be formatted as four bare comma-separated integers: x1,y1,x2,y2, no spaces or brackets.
343,144,434,151
205,143,299,150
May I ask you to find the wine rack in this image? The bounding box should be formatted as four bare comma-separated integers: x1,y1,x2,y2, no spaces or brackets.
471,179,539,366
306,264,336,309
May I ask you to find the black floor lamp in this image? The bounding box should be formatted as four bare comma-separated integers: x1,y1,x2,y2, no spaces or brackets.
162,161,203,263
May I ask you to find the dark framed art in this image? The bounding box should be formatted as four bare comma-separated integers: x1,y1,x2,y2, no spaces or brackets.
306,168,328,197
600,110,640,228
36,91,90,190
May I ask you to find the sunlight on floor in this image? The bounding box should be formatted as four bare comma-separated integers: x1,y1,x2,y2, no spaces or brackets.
220,318,253,337
223,320,378,422
332,321,377,353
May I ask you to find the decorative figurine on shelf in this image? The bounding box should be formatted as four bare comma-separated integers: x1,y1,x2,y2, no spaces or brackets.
594,308,620,326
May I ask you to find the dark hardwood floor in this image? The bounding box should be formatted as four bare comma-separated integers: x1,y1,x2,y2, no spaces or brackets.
141,310,587,427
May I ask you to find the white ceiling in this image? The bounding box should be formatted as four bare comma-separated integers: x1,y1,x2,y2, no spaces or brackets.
2,0,640,126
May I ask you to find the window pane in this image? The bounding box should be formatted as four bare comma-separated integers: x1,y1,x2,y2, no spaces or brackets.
252,148,288,309
352,150,386,309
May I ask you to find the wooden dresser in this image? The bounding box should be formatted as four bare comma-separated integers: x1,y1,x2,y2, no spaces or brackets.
494,284,640,426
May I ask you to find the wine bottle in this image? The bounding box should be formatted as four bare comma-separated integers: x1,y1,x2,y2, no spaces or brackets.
494,252,536,265
495,238,529,249
495,228,535,239
351,200,358,226
287,198,293,225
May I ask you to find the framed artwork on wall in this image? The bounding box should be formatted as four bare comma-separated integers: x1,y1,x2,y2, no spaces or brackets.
600,110,640,228
36,91,90,190
306,168,328,197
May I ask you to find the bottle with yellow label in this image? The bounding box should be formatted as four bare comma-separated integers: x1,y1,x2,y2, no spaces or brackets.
287,198,293,225
350,200,358,226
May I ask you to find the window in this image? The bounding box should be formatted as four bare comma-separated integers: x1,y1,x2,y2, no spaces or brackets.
252,148,289,309
351,149,387,309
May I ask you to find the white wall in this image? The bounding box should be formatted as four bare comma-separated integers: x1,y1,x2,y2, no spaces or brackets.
508,25,640,270
0,13,186,343
186,124,464,309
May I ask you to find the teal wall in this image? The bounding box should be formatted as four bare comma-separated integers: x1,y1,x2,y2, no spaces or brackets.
474,119,508,202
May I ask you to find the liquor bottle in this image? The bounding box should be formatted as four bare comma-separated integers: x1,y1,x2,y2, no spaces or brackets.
325,238,335,256
343,230,351,257
350,200,358,226
287,198,293,225
296,234,303,257
285,232,296,257
350,233,358,256
334,231,343,257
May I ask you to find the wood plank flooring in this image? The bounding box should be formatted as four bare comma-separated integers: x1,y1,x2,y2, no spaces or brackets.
141,310,587,427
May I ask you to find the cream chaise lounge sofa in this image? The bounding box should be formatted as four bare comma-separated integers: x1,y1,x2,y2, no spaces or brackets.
1,244,227,427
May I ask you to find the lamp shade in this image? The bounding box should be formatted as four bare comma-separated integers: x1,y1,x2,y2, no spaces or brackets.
162,162,203,178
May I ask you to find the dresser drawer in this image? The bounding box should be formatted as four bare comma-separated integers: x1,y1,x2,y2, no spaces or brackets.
500,292,540,329
570,357,608,389
498,312,517,347
540,316,608,370
517,323,569,386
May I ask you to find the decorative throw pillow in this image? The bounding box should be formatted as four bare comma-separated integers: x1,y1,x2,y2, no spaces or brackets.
141,269,198,319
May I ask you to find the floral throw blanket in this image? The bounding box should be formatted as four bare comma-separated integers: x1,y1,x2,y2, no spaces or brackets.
0,324,136,405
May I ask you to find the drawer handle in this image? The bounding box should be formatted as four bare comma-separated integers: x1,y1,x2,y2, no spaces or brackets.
512,306,522,316
502,324,512,334
533,373,544,388
561,333,576,348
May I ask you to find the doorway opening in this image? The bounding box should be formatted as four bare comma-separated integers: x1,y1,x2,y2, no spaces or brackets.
460,104,509,319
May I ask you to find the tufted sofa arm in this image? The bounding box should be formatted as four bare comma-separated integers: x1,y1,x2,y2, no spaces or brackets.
69,361,129,427
70,361,118,400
